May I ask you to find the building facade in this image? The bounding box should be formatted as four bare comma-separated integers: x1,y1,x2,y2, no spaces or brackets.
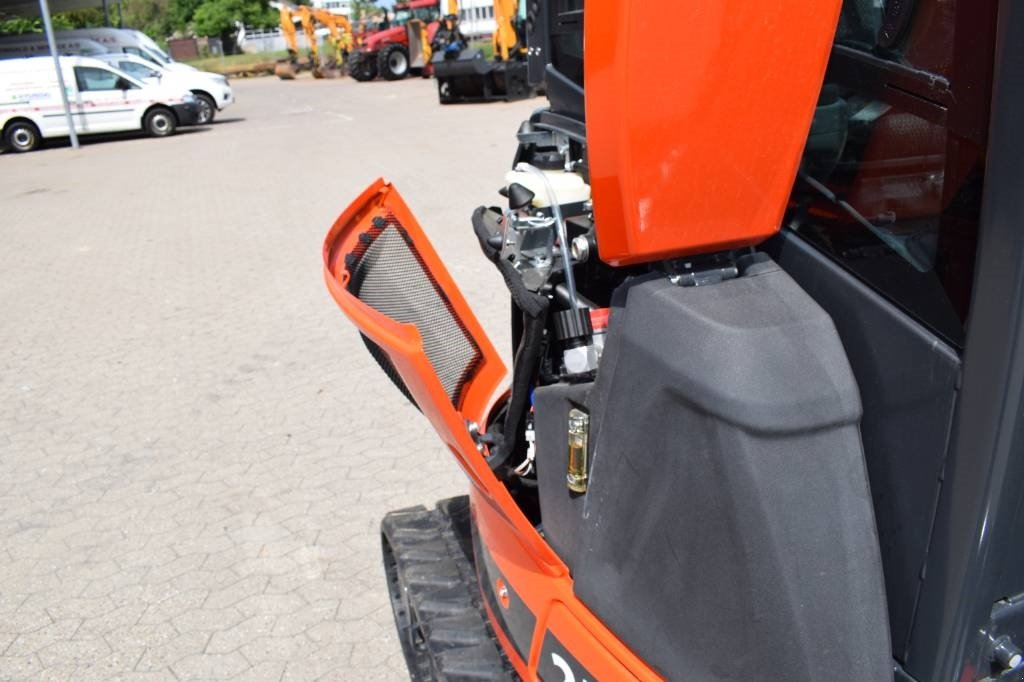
454,0,496,37
312,0,352,17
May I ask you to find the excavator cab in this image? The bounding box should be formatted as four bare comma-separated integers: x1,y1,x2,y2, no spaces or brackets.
324,0,1024,679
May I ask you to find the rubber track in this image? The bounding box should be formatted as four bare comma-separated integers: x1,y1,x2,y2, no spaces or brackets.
382,496,517,681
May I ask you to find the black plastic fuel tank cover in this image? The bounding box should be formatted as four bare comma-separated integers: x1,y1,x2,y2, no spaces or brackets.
533,381,592,571
571,258,893,681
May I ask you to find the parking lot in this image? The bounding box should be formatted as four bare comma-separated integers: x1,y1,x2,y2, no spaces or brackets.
0,75,533,680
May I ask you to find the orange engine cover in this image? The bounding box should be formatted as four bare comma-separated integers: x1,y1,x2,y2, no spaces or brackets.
584,1,842,266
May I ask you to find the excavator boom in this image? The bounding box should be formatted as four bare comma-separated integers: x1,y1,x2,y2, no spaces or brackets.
492,0,518,62
274,3,351,79
278,4,298,56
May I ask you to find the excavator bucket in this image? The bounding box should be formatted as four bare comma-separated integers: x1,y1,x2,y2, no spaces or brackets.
407,20,428,69
433,49,532,104
274,60,297,79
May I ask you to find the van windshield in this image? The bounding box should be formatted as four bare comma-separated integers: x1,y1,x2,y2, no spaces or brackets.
136,33,173,63
124,46,168,66
148,45,172,63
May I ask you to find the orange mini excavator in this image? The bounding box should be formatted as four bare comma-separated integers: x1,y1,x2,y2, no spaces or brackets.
323,0,1024,680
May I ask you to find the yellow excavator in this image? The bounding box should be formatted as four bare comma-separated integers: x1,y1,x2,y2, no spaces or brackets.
491,0,520,62
274,3,354,80
432,0,533,103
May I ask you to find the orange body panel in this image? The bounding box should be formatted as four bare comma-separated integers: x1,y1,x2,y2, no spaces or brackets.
472,488,663,681
584,1,843,265
323,180,664,680
323,180,560,570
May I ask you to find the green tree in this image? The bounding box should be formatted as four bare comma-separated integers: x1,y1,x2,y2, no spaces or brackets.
120,0,172,39
192,0,276,52
0,16,41,34
1,8,103,35
351,0,379,20
169,0,204,33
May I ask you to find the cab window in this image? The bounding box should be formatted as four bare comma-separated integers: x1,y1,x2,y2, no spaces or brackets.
118,61,158,79
549,0,583,86
412,7,438,22
74,66,134,91
787,0,998,348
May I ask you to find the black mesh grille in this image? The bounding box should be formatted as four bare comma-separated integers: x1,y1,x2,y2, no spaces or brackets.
345,213,483,408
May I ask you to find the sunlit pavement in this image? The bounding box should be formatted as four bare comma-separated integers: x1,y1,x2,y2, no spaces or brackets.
0,74,531,680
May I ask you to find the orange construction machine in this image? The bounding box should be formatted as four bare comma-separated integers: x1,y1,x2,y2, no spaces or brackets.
274,3,353,79
324,0,1023,680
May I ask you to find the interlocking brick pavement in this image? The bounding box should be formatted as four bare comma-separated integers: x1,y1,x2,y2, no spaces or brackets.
0,75,534,680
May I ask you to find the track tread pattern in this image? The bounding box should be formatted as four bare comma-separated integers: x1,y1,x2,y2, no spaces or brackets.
382,496,517,681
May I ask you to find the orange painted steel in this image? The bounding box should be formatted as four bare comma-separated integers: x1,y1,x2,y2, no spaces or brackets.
472,488,662,681
584,1,843,265
323,180,663,680
322,179,562,572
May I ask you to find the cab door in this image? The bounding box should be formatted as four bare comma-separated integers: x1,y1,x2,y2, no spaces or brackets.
71,65,139,133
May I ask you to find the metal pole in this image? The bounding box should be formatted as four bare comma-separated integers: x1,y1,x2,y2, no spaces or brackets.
38,0,79,149
102,0,110,26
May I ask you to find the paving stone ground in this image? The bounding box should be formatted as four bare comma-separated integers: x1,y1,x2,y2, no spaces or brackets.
0,74,533,680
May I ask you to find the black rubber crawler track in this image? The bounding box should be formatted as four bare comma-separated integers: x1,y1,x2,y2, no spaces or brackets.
382,496,517,681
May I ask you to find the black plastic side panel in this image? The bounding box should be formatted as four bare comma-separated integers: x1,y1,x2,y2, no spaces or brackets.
533,382,591,571
525,0,547,87
907,3,1024,676
537,631,596,682
573,263,892,681
473,524,536,665
543,65,585,121
764,231,961,661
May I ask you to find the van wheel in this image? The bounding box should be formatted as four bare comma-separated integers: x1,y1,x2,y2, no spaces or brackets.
144,107,176,137
194,93,216,124
4,121,40,153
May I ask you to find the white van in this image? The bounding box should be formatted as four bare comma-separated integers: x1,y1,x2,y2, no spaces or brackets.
0,29,196,73
91,53,233,124
0,36,109,58
0,56,199,152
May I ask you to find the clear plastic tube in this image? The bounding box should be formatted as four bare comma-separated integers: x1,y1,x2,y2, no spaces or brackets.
514,162,580,309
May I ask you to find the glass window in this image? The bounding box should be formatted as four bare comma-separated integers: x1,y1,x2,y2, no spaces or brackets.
413,7,438,21
786,0,996,348
834,0,956,79
118,60,158,79
74,66,125,91
549,0,584,87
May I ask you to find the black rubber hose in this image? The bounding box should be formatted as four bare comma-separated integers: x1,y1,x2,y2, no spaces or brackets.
487,306,547,470
472,206,549,470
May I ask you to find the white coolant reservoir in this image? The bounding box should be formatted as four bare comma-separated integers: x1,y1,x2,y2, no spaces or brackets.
504,169,591,208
